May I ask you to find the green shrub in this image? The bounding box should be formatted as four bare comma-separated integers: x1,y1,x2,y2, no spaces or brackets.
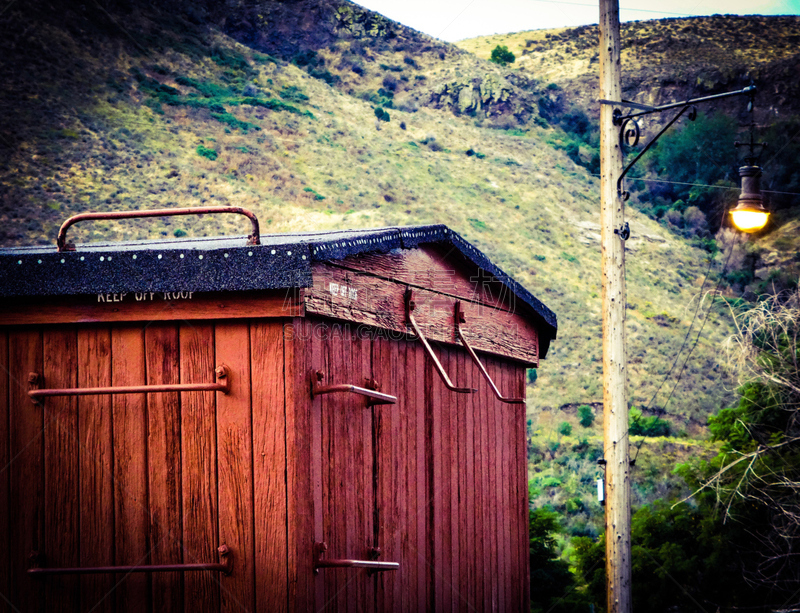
489,45,515,66
174,228,187,237
578,405,594,428
210,112,259,132
196,145,218,161
542,476,562,488
210,47,251,73
629,407,671,437
292,49,319,67
374,107,391,122
303,187,325,200
558,421,572,436
309,68,339,85
279,85,309,103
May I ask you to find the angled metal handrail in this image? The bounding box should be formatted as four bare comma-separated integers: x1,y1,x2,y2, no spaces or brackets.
28,365,230,404
310,371,397,405
454,302,526,405
29,545,233,576
404,290,476,394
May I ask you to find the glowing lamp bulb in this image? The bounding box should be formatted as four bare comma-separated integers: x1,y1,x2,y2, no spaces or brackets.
730,207,769,232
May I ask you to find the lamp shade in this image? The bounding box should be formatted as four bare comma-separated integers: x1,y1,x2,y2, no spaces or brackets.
730,165,769,233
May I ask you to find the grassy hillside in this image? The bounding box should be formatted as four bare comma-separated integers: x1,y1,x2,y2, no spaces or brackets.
0,2,760,529
458,15,800,113
460,15,800,291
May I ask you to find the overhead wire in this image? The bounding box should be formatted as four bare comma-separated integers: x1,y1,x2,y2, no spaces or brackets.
631,239,735,464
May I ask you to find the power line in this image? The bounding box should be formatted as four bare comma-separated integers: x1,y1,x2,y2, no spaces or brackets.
631,239,735,464
529,0,701,18
609,176,800,198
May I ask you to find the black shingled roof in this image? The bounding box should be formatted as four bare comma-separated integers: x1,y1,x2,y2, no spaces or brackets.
0,224,557,341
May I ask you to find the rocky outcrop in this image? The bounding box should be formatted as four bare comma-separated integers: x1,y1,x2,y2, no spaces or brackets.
428,73,537,123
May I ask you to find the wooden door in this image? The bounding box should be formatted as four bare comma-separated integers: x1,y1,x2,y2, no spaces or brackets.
304,317,530,613
310,320,377,612
0,320,289,613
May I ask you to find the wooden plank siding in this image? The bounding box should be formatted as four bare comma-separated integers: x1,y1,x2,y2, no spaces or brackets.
43,328,79,613
0,315,531,612
305,317,530,612
305,263,539,366
0,320,291,612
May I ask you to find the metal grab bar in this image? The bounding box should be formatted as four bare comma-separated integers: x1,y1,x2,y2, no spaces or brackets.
454,302,526,405
28,365,230,404
311,371,397,406
56,206,261,251
29,545,233,576
313,542,399,574
404,290,476,394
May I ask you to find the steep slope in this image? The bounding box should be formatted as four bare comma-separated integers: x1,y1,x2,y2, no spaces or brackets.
0,1,740,446
219,0,547,126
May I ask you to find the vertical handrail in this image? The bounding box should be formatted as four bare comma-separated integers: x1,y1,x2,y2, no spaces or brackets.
454,302,526,405
404,290,476,394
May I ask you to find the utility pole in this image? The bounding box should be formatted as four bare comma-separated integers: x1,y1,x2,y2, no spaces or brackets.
599,0,631,612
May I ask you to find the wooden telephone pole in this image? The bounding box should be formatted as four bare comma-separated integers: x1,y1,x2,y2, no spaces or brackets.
599,0,632,612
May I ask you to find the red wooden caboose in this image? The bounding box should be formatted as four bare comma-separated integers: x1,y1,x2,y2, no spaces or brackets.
0,208,557,612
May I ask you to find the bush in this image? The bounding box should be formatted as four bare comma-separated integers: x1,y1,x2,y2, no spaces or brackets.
292,49,319,67
374,107,390,122
210,112,259,132
578,405,594,428
279,85,309,103
629,407,671,437
558,421,572,436
490,45,515,66
196,145,218,161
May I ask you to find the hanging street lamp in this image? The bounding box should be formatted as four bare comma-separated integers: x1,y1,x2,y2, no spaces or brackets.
731,110,770,232
730,165,769,232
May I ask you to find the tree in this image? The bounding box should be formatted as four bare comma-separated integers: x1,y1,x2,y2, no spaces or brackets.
685,288,800,598
578,405,594,428
572,290,800,611
529,508,588,612
489,44,515,66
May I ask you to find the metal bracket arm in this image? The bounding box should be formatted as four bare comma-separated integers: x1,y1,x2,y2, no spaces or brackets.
29,544,233,576
28,364,230,404
609,84,757,201
617,104,696,200
313,542,399,574
454,302,525,405
404,290,476,394
310,371,397,405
